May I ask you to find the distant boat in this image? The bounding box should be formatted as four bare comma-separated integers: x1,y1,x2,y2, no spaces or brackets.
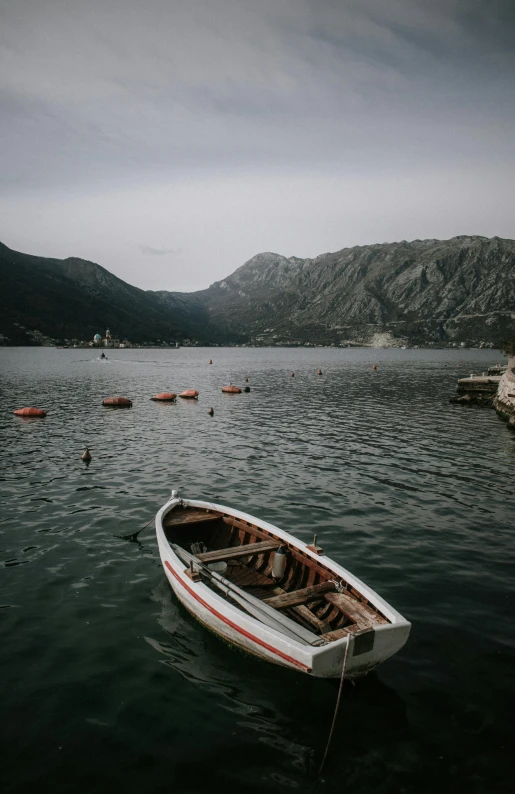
156,494,410,678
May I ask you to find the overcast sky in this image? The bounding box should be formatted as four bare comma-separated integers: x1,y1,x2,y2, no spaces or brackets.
1,0,514,291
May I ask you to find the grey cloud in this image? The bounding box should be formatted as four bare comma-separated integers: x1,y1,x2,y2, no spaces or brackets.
2,0,514,193
1,0,514,290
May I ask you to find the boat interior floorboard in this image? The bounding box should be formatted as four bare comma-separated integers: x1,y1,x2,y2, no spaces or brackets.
224,563,276,589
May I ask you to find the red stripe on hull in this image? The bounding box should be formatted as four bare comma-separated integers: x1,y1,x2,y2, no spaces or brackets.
164,560,311,673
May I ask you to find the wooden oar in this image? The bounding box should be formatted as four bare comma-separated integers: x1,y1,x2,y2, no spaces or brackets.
171,543,324,646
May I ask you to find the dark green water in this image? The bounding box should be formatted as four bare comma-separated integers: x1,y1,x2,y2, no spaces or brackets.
1,347,513,794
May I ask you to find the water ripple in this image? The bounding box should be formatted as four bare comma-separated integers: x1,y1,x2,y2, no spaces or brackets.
0,346,513,794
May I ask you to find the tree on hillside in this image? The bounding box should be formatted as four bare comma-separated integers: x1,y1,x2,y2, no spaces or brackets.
501,338,515,357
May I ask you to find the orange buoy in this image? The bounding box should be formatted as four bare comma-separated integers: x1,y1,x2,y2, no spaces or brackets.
372,365,377,371
81,447,92,462
179,390,199,399
103,396,132,407
208,407,214,416
150,392,177,402
222,385,242,394
209,359,213,365
317,369,322,375
13,407,47,418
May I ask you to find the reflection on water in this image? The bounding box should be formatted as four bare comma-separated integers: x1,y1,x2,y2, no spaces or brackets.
0,346,513,793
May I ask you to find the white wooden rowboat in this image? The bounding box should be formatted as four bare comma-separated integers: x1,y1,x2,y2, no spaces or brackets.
156,492,411,678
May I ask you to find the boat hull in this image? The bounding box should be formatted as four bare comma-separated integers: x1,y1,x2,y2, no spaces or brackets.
156,496,411,678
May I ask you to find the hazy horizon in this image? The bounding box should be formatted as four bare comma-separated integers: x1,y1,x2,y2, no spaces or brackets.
2,1,514,291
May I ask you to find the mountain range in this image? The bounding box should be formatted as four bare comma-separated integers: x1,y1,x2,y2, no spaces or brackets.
1,236,514,346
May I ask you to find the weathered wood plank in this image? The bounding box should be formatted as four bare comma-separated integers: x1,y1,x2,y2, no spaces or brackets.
324,592,387,630
164,509,220,527
264,584,332,633
320,626,357,641
264,581,336,609
290,604,331,634
197,539,280,563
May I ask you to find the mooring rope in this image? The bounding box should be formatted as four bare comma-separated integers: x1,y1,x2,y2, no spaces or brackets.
318,633,353,776
118,515,154,541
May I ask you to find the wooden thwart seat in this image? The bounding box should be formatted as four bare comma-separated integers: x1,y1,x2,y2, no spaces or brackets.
263,581,336,609
324,592,387,630
164,509,220,527
196,539,280,563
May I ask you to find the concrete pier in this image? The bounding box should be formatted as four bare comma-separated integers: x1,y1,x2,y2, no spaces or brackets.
451,374,501,405
488,364,507,376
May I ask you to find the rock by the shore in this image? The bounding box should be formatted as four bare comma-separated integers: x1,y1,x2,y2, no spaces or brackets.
493,356,515,428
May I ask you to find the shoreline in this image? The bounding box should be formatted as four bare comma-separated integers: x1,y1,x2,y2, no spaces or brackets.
0,343,507,351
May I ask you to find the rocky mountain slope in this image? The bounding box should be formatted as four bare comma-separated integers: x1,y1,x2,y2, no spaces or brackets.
0,242,212,344
1,236,514,346
189,236,515,346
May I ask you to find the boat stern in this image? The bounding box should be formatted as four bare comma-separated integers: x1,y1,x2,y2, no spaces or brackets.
311,620,411,678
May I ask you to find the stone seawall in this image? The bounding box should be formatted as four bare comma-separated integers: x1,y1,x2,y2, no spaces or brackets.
494,356,515,427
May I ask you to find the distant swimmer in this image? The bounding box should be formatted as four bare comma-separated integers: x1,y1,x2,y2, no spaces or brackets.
100,352,107,360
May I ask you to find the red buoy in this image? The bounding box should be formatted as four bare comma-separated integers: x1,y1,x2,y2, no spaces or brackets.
151,392,177,401
317,369,322,375
209,359,213,365
13,407,47,418
291,372,295,377
221,385,242,394
372,365,377,371
179,390,199,399
103,396,132,407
